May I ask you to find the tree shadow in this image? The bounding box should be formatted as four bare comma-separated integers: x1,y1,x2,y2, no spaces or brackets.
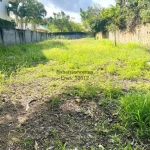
0,40,67,77
1,83,148,149
0,100,24,149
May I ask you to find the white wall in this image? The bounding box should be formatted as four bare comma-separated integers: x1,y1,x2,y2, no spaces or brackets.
0,0,15,21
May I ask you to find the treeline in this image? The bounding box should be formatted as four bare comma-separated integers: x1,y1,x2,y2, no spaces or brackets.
80,0,150,33
43,11,83,32
8,0,83,32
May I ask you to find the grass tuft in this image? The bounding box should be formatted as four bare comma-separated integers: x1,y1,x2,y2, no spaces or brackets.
119,92,150,137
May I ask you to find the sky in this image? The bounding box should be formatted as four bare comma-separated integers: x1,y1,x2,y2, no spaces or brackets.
38,0,116,22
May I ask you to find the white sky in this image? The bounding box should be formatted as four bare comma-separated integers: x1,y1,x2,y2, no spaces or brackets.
38,0,116,22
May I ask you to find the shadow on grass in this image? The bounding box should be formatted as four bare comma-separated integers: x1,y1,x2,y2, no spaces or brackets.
0,40,67,77
1,83,146,149
0,101,24,149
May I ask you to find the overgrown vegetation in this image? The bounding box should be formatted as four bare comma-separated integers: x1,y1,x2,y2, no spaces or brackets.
0,18,16,28
80,0,150,33
0,39,150,149
120,92,150,138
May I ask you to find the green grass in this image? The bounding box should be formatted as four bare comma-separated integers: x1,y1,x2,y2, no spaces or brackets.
120,92,150,137
1,38,150,149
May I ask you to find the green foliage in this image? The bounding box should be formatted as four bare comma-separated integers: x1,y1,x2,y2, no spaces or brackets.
69,21,83,32
80,4,103,32
81,0,150,33
0,18,16,28
56,141,67,150
120,92,150,137
7,0,47,29
90,18,108,32
140,10,150,24
52,11,70,32
103,87,122,99
101,5,123,45
48,97,61,108
21,137,34,150
45,12,83,32
46,24,60,32
120,0,150,31
101,5,123,31
25,0,47,25
65,85,99,100
80,3,126,33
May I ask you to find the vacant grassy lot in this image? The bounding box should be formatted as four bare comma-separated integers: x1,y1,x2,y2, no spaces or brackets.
0,39,150,150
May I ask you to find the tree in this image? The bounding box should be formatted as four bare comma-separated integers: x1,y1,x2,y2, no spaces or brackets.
68,21,83,32
121,0,150,31
80,4,102,32
52,11,70,32
7,0,22,28
101,5,121,46
90,18,109,33
45,12,83,32
22,0,47,30
7,0,47,30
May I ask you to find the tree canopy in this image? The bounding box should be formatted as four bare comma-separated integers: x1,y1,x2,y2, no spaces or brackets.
79,0,150,45
44,11,83,32
80,0,150,33
7,0,47,29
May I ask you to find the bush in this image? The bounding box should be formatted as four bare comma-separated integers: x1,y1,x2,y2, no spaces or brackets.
0,18,16,28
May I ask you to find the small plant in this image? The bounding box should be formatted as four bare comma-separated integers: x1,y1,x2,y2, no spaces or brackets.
109,133,122,148
56,141,67,150
48,97,61,108
65,84,99,100
103,87,122,99
105,64,117,74
123,143,133,150
22,137,34,150
94,122,110,135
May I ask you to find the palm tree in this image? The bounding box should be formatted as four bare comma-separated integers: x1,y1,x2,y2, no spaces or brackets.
7,0,47,30
7,1,20,28
25,0,47,30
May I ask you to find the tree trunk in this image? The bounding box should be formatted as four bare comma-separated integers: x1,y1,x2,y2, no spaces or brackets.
33,24,36,31
15,15,19,28
114,25,117,46
20,18,23,29
25,20,28,30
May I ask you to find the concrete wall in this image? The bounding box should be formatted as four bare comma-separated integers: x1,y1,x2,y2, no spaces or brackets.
50,32,87,39
109,25,150,45
3,28,16,45
95,32,109,39
95,24,150,45
25,30,31,43
96,24,150,45
0,28,87,45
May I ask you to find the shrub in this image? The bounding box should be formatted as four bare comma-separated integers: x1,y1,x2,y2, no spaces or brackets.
0,18,16,28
